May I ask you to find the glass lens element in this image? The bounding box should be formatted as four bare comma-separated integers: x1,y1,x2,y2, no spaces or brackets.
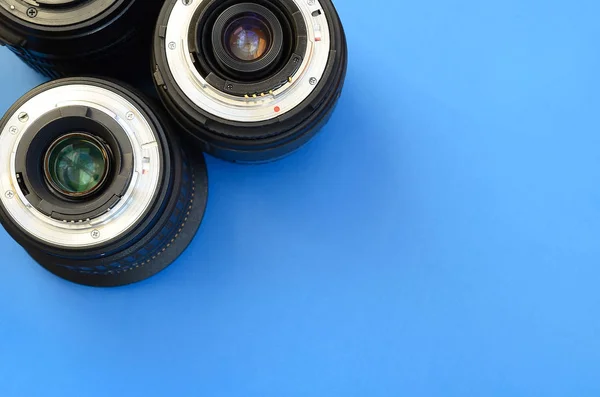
45,134,109,197
225,15,271,61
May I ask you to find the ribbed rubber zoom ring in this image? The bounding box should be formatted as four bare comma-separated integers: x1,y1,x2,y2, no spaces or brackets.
56,157,195,276
4,28,138,79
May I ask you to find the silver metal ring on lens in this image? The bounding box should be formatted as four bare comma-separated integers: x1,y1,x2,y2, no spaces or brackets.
0,84,161,249
164,0,331,123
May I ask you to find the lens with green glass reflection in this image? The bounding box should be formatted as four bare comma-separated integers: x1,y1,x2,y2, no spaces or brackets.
44,133,110,198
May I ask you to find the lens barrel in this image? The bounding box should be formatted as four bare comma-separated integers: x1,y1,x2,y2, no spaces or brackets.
0,0,164,79
0,78,209,287
153,0,347,163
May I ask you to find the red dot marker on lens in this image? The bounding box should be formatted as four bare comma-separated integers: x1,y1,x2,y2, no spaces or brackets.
274,106,281,113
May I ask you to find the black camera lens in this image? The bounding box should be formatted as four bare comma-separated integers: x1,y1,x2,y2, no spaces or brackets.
0,78,209,287
0,0,164,79
153,0,348,163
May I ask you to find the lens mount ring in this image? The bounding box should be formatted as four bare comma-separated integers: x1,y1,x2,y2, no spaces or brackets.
0,84,162,249
162,0,331,123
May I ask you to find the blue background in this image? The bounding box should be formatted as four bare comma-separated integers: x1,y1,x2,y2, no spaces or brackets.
1,1,600,395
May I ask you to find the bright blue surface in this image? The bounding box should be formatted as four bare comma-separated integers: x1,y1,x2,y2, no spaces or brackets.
1,1,600,396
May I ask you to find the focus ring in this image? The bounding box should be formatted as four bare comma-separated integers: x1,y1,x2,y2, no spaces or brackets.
6,46,62,78
5,28,138,78
56,157,195,276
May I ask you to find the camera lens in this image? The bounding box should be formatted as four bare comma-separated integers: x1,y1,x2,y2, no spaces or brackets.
0,78,209,287
0,0,163,79
153,0,348,163
44,133,111,198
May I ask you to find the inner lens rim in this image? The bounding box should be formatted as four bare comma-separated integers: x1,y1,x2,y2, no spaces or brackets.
43,132,111,199
210,3,285,77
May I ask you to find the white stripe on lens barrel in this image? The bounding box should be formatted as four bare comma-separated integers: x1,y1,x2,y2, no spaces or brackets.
164,0,331,122
0,85,161,249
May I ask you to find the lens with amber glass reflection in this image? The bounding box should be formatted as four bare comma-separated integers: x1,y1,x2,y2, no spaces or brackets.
153,0,348,163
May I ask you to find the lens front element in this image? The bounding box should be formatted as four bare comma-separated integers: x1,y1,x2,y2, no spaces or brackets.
225,15,271,61
44,133,109,198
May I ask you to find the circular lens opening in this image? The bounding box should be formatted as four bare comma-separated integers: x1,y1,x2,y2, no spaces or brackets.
224,14,272,62
44,133,110,198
